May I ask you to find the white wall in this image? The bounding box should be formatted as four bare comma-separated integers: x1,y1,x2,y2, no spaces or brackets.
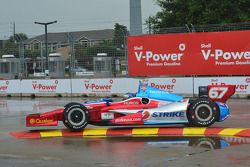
0,77,249,96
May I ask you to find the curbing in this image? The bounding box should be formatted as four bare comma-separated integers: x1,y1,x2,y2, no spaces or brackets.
10,127,250,139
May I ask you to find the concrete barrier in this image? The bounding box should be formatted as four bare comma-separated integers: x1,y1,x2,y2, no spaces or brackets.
0,77,250,97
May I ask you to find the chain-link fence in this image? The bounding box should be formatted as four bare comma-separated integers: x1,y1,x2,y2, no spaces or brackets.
153,21,250,34
0,21,249,79
0,39,128,79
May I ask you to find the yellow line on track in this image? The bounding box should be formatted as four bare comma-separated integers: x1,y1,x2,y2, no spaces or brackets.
40,130,62,137
218,128,247,136
83,128,108,136
132,128,159,136
183,127,207,136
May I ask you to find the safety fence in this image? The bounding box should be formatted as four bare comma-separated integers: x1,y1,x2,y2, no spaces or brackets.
0,40,127,79
155,21,250,34
0,76,249,97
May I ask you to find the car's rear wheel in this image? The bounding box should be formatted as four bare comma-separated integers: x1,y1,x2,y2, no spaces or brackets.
63,103,89,131
188,99,218,127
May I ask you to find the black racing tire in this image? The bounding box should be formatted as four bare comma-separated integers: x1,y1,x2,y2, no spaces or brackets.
187,99,219,127
62,102,89,131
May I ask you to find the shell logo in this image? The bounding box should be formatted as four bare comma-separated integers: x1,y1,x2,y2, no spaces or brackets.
142,111,150,120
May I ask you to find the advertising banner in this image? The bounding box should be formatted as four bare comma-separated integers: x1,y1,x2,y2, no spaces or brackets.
194,77,250,94
71,78,139,94
128,30,250,76
71,78,193,94
147,78,193,94
0,77,248,96
0,80,21,93
21,79,71,93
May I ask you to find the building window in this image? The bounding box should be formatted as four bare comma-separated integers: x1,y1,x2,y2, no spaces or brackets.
80,40,89,47
34,43,39,49
0,62,10,73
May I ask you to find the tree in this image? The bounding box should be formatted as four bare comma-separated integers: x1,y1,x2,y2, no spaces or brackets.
9,33,28,42
147,0,250,32
113,23,128,49
1,33,29,57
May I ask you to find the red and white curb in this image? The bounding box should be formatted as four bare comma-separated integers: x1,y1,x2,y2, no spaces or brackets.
10,127,250,139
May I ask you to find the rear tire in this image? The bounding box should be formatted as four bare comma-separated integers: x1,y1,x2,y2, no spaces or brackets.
63,103,89,131
188,99,218,127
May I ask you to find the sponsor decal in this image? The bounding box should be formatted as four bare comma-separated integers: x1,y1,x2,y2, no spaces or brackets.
142,111,150,120
32,80,58,92
30,118,53,124
133,43,186,67
150,83,174,91
101,113,114,120
84,80,113,93
0,81,9,92
201,43,250,66
152,112,185,118
150,79,176,92
124,101,140,105
115,117,141,123
210,79,249,93
128,31,250,76
0,86,8,91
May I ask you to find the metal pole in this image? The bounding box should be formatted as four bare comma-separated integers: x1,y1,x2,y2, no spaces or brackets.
123,32,128,76
45,25,48,71
40,42,44,73
34,20,57,76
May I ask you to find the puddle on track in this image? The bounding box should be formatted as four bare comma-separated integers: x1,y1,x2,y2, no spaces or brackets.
2,135,250,167
17,136,249,165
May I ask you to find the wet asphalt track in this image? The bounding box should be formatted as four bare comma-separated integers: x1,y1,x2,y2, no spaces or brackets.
0,98,250,167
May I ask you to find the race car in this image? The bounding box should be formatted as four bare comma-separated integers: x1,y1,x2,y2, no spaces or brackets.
26,81,235,131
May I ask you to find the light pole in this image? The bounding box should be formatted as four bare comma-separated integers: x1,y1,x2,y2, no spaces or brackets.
34,21,57,75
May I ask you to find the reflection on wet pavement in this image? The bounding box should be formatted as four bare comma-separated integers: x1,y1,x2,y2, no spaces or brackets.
26,136,250,150
17,136,250,167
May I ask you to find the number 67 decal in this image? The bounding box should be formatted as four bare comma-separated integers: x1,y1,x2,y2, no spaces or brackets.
208,85,236,103
209,87,228,99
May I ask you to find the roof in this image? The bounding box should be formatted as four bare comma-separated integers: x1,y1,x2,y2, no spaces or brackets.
26,29,114,43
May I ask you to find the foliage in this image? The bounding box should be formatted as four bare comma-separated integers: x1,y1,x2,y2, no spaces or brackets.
0,33,29,57
9,33,28,42
2,42,19,56
147,0,250,32
24,49,41,58
113,23,128,48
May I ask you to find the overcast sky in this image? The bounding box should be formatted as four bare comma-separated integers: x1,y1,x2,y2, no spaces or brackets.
0,0,160,39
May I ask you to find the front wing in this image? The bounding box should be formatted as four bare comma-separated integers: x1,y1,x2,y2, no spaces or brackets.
26,108,64,127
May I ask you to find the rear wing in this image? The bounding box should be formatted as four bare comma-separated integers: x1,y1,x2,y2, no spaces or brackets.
199,85,236,103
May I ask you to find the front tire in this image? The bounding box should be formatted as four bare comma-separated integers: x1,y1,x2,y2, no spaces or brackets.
188,99,218,127
63,103,89,131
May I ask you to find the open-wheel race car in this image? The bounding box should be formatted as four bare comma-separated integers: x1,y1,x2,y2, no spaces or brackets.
26,81,235,131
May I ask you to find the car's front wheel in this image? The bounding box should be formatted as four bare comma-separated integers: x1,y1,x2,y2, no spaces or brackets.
62,103,89,131
188,99,218,127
